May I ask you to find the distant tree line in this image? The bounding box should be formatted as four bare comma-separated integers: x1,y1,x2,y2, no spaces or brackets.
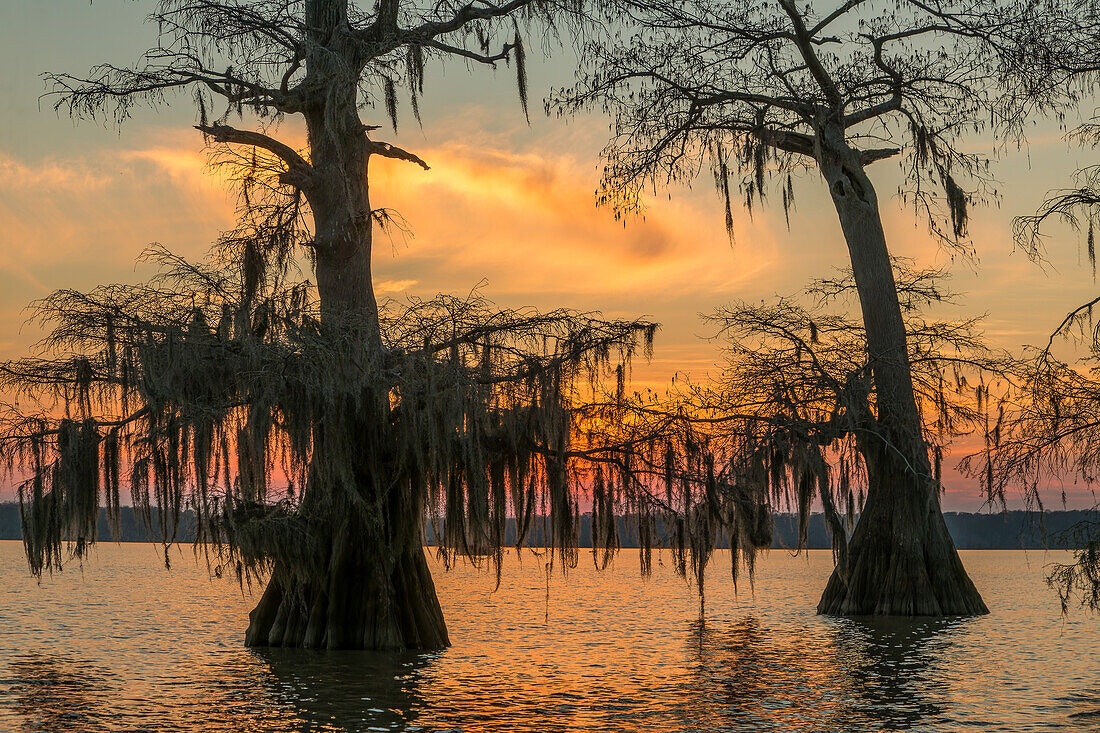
0,502,1087,553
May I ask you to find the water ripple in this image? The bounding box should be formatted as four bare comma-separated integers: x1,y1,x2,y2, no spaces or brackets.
0,544,1098,732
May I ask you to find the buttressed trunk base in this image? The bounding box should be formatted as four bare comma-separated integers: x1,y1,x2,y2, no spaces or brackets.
817,443,988,616
245,529,449,650
241,386,451,650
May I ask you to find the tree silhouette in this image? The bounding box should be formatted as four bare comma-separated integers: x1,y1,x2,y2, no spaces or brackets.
0,0,665,650
553,0,1088,614
582,265,1012,599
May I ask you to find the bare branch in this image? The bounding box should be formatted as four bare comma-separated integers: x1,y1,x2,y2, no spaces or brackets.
365,136,431,170
401,0,536,42
196,123,315,188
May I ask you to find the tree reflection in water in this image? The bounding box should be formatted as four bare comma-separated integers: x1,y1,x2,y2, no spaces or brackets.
834,616,965,730
4,618,976,732
251,648,430,732
5,654,116,733
686,615,971,732
3,649,429,733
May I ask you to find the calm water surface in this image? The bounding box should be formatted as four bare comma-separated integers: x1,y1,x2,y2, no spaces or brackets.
0,542,1097,732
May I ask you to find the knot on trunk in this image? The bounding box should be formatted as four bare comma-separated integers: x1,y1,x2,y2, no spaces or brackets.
832,165,869,204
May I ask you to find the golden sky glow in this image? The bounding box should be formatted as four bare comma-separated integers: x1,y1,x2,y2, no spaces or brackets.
2,3,1100,509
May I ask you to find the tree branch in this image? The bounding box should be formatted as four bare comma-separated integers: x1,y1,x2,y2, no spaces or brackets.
844,95,902,127
364,134,430,170
810,0,873,36
777,0,843,105
404,0,535,41
422,38,513,65
859,146,902,165
196,123,315,187
752,127,816,158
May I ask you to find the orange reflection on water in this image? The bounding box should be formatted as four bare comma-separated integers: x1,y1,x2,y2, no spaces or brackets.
2,546,1099,732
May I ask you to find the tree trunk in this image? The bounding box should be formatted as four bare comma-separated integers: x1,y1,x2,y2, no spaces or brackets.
245,385,451,650
814,133,987,616
818,438,987,615
245,516,449,650
245,0,451,649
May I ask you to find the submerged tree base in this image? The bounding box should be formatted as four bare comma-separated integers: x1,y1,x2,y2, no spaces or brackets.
245,545,449,650
817,484,989,617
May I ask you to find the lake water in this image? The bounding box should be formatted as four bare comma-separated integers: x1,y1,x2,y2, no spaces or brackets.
0,541,1098,732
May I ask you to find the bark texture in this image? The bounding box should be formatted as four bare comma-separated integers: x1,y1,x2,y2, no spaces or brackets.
246,532,449,650
815,128,987,616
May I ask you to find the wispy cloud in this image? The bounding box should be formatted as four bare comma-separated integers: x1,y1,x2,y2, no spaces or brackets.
376,278,419,293
3,114,1100,508
368,141,780,302
0,130,233,274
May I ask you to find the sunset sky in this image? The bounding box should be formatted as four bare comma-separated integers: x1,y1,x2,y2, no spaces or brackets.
3,1,1100,509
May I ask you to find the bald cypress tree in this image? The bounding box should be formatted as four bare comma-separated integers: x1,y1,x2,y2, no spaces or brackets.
0,0,661,650
554,0,1094,615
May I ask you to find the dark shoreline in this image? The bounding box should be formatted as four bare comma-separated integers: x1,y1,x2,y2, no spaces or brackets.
1,503,1092,551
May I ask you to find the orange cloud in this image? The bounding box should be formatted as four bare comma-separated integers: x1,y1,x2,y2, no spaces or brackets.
0,129,235,353
0,133,232,270
368,142,780,302
3,114,1097,509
